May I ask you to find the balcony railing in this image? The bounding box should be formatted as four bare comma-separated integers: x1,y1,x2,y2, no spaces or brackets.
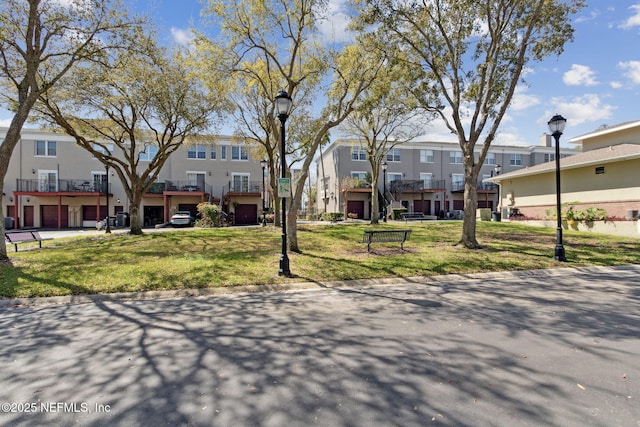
164,180,210,193
224,181,262,193
16,179,110,193
390,179,446,193
452,182,498,192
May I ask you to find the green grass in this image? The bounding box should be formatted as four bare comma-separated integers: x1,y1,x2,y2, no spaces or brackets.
1,221,639,298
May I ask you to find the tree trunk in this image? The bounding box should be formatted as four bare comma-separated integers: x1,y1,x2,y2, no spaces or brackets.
0,106,34,260
128,199,144,235
370,168,380,225
461,169,480,248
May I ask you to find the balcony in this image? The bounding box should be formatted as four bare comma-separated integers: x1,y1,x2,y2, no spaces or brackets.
390,179,446,194
451,182,498,192
224,181,262,194
164,180,210,193
16,179,110,193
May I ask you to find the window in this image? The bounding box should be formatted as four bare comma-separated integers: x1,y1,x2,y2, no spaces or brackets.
388,172,402,183
188,145,206,159
38,171,58,192
351,147,367,161
420,173,433,189
231,146,249,160
351,171,367,179
139,145,158,161
187,172,206,191
450,151,463,164
386,148,401,162
510,153,522,166
92,171,107,193
221,146,227,160
452,173,464,191
485,152,496,165
420,149,434,163
232,174,249,192
35,140,57,157
544,153,556,163
92,143,114,157
210,147,216,160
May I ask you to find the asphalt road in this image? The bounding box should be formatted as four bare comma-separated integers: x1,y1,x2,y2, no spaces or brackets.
0,266,639,426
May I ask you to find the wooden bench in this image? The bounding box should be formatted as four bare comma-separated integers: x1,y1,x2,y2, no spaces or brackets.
361,229,412,252
5,230,53,252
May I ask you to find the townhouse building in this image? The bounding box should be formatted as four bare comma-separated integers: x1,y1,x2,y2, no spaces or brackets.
1,127,267,229
487,120,640,221
316,136,580,220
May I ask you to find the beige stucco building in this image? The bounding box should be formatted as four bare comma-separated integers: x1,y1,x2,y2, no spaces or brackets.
486,120,640,221
1,127,267,229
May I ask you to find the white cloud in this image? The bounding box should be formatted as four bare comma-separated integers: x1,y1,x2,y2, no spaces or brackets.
618,60,640,84
509,86,541,111
545,94,615,127
575,9,601,24
620,4,640,29
170,27,195,46
563,64,598,86
0,118,13,127
610,81,623,89
316,0,353,43
492,130,529,147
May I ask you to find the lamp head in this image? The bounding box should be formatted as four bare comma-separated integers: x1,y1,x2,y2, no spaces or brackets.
548,114,567,136
274,90,293,118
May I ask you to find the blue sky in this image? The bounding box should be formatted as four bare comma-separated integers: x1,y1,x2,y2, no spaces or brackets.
3,0,640,148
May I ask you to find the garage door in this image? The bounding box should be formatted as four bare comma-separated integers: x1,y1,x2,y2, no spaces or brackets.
235,204,258,225
413,200,431,215
347,201,365,219
178,204,198,217
41,205,69,228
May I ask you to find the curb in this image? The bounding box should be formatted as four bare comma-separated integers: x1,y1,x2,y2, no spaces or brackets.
1,265,637,308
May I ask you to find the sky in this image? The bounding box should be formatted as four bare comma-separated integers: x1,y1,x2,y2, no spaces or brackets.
2,0,640,148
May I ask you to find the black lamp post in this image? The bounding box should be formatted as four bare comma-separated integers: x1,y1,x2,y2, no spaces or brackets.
260,158,267,226
382,160,388,222
105,163,111,234
275,90,293,276
548,114,567,262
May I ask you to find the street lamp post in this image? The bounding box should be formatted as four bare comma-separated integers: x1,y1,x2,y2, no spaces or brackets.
382,161,387,222
275,90,293,276
260,158,267,226
105,163,111,234
548,114,567,262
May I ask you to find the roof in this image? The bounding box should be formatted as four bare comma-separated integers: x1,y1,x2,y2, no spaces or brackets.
486,143,640,182
570,120,640,143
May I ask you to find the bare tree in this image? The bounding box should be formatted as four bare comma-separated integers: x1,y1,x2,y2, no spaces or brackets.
340,50,425,224
0,0,144,259
196,0,385,254
355,0,585,247
35,44,227,234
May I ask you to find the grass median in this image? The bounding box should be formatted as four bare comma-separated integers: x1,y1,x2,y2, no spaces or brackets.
2,221,639,298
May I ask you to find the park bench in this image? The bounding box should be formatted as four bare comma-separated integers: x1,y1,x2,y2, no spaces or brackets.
5,230,53,252
401,213,427,222
361,229,412,253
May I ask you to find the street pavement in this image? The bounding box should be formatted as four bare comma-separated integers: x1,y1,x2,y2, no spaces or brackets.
0,266,638,426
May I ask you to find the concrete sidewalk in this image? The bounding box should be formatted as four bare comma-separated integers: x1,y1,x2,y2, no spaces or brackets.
0,266,638,426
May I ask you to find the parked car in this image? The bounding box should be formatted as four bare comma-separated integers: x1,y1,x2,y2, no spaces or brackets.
170,211,195,227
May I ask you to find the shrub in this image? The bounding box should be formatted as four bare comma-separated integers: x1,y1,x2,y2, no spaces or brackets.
392,208,407,220
196,202,222,228
347,212,359,219
321,212,344,222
